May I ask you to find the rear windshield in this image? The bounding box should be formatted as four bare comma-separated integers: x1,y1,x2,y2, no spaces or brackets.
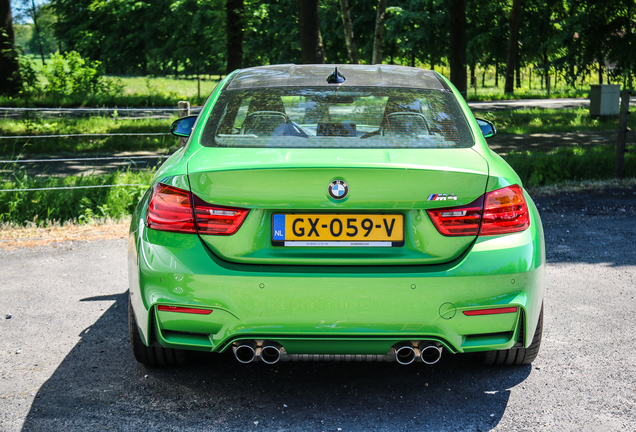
200,87,474,149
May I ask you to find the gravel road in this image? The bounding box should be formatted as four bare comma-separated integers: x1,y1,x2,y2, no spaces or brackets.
1,185,635,432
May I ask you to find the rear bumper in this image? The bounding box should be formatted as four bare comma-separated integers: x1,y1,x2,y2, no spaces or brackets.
128,204,545,355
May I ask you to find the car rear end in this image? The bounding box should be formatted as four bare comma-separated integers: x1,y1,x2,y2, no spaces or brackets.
128,65,544,366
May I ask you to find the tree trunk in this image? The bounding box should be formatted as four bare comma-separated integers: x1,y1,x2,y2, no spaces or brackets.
482,69,486,87
598,61,603,85
30,0,45,65
226,0,244,73
339,0,358,64
495,63,499,87
0,0,20,96
448,0,467,98
516,61,521,88
504,0,521,94
372,0,387,64
298,0,325,64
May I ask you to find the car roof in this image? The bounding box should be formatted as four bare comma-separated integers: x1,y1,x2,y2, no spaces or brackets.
225,64,450,91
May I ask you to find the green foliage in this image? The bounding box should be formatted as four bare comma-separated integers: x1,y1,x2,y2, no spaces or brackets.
17,54,42,98
504,146,636,187
0,169,153,226
42,51,124,97
479,107,636,134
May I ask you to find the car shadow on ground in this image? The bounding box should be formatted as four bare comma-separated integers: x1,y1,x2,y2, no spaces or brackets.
22,292,531,431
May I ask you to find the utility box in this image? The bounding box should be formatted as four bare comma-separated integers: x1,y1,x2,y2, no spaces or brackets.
589,84,620,117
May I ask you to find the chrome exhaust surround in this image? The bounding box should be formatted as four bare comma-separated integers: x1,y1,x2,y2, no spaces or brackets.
395,345,418,365
233,343,257,364
420,343,443,364
260,344,282,364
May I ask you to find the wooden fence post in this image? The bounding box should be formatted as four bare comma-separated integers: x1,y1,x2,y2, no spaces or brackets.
615,89,631,179
177,100,190,148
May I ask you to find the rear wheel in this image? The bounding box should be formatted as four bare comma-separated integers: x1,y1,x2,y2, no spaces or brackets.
481,304,543,366
128,295,190,366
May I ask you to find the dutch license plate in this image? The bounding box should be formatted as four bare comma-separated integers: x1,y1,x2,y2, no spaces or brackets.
271,214,404,247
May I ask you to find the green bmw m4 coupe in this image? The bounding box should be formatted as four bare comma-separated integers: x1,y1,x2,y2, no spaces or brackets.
128,64,544,367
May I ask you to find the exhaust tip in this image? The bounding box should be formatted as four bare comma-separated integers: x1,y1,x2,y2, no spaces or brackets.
260,344,281,364
234,344,256,364
395,345,417,365
420,344,442,365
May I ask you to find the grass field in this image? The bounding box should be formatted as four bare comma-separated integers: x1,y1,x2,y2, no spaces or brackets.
480,107,636,134
0,168,153,225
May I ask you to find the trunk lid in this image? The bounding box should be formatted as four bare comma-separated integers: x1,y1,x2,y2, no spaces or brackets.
187,147,489,265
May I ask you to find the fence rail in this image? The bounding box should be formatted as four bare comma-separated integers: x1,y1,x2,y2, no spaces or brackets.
0,184,148,193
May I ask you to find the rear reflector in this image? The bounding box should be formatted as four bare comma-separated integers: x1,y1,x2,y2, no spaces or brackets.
146,183,249,235
463,306,518,316
427,185,530,237
157,305,213,315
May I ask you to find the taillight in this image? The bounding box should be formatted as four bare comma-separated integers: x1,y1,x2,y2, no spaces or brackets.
193,195,249,235
426,197,483,236
146,183,249,235
146,183,196,233
480,185,529,235
427,185,529,237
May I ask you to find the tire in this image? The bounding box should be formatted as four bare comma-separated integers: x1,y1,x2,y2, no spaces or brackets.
481,304,543,366
128,295,190,366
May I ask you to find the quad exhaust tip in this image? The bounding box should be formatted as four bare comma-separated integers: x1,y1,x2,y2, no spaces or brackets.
395,345,418,365
260,344,282,364
233,341,282,364
233,340,442,365
233,343,257,364
420,343,443,365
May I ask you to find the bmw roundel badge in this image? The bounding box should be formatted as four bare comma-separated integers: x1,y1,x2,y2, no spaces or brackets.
328,179,349,200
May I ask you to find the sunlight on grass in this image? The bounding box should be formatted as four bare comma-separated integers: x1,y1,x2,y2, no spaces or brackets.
481,107,636,134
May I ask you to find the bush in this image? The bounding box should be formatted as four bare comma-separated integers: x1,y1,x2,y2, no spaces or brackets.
42,51,124,97
504,146,636,186
0,169,153,226
17,55,42,99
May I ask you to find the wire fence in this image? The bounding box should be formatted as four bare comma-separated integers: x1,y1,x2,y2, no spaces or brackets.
0,132,170,140
0,155,170,164
1,105,181,193
0,184,148,193
0,107,201,112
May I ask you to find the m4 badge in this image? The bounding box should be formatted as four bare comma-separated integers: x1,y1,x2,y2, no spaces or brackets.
428,193,458,201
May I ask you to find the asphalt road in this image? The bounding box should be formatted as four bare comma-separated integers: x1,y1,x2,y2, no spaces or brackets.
1,186,635,431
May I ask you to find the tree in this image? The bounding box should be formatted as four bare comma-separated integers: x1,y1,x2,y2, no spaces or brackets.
504,0,522,93
226,0,244,73
372,0,387,64
28,0,45,64
449,0,467,97
298,0,324,63
0,0,21,96
339,0,358,64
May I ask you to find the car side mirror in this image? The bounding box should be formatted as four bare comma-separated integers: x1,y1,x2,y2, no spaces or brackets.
475,118,496,139
170,115,198,137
